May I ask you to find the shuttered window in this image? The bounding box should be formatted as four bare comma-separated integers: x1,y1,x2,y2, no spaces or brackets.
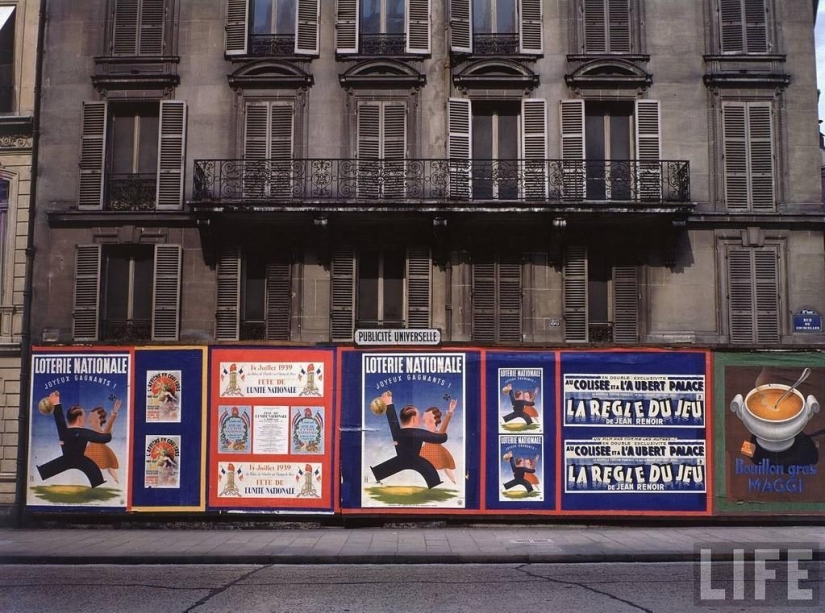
448,97,472,198
356,101,407,198
152,244,182,341
157,101,187,210
582,0,631,54
560,100,585,200
522,98,547,199
720,0,768,53
722,101,775,211
336,1,430,54
112,0,166,56
635,99,661,202
73,245,102,341
727,245,780,343
78,102,108,210
472,254,522,344
331,247,356,341
451,0,542,54
244,101,294,198
216,247,241,340
225,0,319,55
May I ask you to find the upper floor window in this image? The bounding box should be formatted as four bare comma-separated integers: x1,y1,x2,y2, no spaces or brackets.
472,252,522,344
719,0,769,54
725,244,780,344
450,0,542,55
226,0,319,57
721,101,774,211
336,0,431,55
581,0,631,54
112,0,167,56
0,5,15,112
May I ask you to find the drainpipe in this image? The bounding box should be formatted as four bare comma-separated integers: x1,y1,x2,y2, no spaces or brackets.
15,0,47,527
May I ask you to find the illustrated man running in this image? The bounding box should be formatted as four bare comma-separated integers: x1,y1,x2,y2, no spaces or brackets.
502,451,539,493
502,384,539,424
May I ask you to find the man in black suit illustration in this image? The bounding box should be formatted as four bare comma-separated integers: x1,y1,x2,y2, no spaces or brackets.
370,390,447,489
502,451,537,492
502,384,538,424
36,391,115,488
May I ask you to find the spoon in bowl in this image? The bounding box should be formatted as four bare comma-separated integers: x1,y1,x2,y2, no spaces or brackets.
772,368,811,411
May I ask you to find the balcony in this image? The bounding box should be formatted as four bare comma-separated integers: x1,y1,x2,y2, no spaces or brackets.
191,159,690,208
360,34,406,55
106,173,157,211
102,319,151,342
472,34,520,55
250,34,296,57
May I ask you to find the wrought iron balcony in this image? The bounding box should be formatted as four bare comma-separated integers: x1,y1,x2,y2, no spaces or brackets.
250,34,296,56
102,319,151,342
192,159,690,207
472,34,520,55
588,322,614,343
360,34,406,55
106,173,157,211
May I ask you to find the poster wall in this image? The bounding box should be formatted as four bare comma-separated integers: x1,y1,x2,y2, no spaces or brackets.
714,353,825,514
27,349,132,509
485,352,556,511
560,351,710,513
208,348,334,512
131,348,205,510
339,349,482,512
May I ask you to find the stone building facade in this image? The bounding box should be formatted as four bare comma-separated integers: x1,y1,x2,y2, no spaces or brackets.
12,1,824,515
0,0,37,523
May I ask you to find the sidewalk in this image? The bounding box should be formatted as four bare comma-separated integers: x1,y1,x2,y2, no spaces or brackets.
1,525,824,565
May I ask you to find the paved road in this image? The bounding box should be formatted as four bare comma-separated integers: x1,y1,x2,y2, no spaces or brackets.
1,562,822,613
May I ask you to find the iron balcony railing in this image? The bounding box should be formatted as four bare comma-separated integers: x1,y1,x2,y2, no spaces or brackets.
250,34,296,56
192,159,690,206
360,34,406,55
472,34,520,55
102,319,151,342
106,173,157,211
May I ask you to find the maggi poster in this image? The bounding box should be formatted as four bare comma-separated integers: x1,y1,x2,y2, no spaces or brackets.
208,348,334,512
714,353,825,514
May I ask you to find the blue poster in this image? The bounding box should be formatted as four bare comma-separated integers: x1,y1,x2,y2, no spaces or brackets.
27,350,131,509
560,351,709,513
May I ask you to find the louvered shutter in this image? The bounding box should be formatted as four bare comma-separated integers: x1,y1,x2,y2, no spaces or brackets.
244,103,269,198
139,0,165,55
406,247,431,328
295,0,320,55
383,102,407,198
635,99,661,202
748,103,774,211
113,0,139,55
472,255,496,343
78,102,108,210
560,100,585,200
564,245,588,342
608,0,631,52
519,0,543,54
583,0,606,53
613,265,639,343
720,0,744,52
73,245,102,341
522,98,547,200
156,100,187,210
743,0,767,53
357,102,381,198
271,102,295,198
336,0,359,54
754,247,779,343
448,98,472,199
728,247,755,343
152,244,181,340
216,247,241,340
225,0,248,56
498,255,523,344
265,256,292,340
331,247,355,341
723,103,748,210
407,0,431,54
450,0,472,53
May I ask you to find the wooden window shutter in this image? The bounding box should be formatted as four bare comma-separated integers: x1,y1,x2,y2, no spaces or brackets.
336,0,359,54
265,256,292,341
78,102,108,210
139,0,165,55
225,0,249,56
113,0,139,55
406,247,432,328
560,100,585,200
583,0,606,53
522,98,548,199
156,100,187,210
498,255,523,344
608,0,630,53
357,102,381,198
73,245,101,341
271,102,295,198
743,0,768,53
382,102,407,197
406,0,431,54
747,102,775,211
216,247,241,341
720,0,744,52
472,255,496,344
244,103,269,198
635,99,661,201
295,0,320,55
331,247,355,341
519,0,543,54
612,265,639,343
564,245,588,342
754,247,779,343
152,244,182,341
722,103,749,210
727,247,755,343
448,98,472,199
450,0,472,53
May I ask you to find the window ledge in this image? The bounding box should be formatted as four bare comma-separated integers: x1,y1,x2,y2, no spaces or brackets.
703,72,790,89
92,56,181,94
567,53,650,62
703,54,786,62
48,210,197,228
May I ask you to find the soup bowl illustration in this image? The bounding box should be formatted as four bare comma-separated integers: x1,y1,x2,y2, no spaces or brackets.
730,384,819,452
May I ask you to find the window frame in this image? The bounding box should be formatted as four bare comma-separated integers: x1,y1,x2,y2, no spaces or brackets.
716,0,772,55
0,4,16,113
100,244,155,342
573,0,643,56
471,252,523,344
108,0,172,57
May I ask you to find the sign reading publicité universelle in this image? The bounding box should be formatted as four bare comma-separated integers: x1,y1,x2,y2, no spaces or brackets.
355,329,442,346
